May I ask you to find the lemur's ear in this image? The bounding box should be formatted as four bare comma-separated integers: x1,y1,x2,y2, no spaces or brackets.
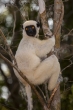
21,25,24,29
37,22,40,27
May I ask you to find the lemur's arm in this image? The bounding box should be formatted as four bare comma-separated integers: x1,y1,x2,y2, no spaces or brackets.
35,36,55,57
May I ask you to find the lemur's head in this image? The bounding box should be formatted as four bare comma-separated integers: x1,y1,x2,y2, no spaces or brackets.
22,20,40,38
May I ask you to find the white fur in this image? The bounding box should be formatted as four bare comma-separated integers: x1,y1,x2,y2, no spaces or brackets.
14,20,60,110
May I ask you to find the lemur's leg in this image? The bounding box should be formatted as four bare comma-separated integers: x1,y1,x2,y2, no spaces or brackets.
32,55,60,86
48,66,60,90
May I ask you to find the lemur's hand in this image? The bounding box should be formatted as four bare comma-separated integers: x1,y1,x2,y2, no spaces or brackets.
45,33,55,38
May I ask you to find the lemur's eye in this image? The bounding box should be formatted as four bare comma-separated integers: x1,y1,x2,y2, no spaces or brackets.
25,28,28,30
32,26,35,29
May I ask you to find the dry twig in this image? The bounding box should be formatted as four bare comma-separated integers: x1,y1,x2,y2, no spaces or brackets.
0,102,18,110
48,83,60,108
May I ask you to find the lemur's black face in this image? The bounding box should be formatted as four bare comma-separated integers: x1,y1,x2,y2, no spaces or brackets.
25,25,36,37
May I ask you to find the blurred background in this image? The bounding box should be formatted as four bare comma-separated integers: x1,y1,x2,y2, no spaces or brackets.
0,0,73,110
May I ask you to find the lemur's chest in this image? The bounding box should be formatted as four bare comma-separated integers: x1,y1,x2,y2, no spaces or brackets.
18,40,35,53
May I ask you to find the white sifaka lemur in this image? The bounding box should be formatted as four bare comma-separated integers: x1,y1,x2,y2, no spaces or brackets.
14,20,60,110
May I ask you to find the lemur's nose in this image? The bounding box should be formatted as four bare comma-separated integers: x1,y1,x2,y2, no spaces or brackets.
28,27,33,32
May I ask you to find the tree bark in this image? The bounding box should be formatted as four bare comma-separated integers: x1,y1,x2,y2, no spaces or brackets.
38,0,52,38
51,0,64,110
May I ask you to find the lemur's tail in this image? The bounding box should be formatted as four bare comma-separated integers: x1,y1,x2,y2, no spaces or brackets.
25,85,33,110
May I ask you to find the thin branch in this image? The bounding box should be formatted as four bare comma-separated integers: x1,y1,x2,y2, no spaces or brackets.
5,3,26,21
44,82,49,102
48,83,60,109
62,59,73,72
0,29,17,65
0,45,10,56
0,103,18,110
0,53,16,69
68,29,73,35
37,85,46,102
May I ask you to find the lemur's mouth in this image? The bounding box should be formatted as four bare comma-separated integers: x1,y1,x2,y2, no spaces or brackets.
29,33,35,36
